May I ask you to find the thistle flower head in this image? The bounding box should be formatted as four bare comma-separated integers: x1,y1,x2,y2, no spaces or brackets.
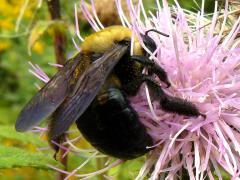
126,0,240,179
30,0,240,179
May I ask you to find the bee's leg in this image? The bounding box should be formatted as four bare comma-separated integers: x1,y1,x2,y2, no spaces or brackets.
142,75,205,118
131,55,171,87
47,129,66,160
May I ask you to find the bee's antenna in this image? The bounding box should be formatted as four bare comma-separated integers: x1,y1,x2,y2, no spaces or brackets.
145,29,169,37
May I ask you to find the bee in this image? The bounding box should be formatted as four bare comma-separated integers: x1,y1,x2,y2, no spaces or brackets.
15,26,204,160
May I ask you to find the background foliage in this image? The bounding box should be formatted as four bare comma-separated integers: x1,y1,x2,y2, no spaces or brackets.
0,0,224,179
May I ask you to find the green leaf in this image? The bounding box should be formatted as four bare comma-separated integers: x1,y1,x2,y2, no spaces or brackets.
108,158,144,179
0,125,48,147
0,145,62,169
0,107,18,124
28,20,53,55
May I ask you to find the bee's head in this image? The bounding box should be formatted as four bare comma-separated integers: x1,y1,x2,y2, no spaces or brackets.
141,29,169,55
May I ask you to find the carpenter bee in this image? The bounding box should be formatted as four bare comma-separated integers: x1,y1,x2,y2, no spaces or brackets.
15,26,204,160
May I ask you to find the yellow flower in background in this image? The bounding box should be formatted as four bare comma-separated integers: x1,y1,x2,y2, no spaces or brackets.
0,40,11,52
0,19,14,30
32,41,44,54
0,0,35,31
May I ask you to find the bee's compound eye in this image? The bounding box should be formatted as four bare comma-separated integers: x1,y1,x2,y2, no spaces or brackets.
118,39,130,46
142,29,169,54
141,34,157,53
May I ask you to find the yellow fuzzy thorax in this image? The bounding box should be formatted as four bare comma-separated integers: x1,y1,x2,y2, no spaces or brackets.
80,26,143,55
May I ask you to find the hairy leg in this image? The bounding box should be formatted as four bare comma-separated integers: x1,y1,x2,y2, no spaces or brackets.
131,55,171,87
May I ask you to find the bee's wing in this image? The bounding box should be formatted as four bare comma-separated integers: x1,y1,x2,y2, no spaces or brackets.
15,53,83,132
49,44,128,139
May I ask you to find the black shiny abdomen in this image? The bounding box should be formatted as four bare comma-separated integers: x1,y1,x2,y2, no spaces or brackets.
76,88,153,160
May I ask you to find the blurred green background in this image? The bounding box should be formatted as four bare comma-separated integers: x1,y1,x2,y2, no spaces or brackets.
0,0,224,179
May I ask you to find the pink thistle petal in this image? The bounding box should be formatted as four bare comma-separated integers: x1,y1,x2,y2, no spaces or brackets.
74,3,84,42
90,0,104,29
75,159,123,179
115,0,130,27
72,37,81,51
80,0,100,32
48,62,63,68
28,61,50,83
48,164,71,176
64,151,98,180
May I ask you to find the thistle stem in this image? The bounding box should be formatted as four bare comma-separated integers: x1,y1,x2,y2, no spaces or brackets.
46,1,67,179
57,143,68,180
47,0,66,65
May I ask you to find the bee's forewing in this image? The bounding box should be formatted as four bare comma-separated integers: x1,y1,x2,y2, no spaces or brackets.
15,53,82,132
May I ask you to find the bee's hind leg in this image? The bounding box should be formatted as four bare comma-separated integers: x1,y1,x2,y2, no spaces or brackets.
142,75,205,118
131,55,171,87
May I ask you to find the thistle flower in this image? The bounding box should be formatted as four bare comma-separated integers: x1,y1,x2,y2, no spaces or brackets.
77,0,138,26
128,0,240,179
30,0,240,179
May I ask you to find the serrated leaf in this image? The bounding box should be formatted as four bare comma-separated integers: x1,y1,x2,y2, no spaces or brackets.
28,20,53,55
0,145,62,169
0,125,47,147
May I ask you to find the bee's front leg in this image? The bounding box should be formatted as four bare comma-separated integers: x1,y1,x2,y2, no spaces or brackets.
131,55,171,87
